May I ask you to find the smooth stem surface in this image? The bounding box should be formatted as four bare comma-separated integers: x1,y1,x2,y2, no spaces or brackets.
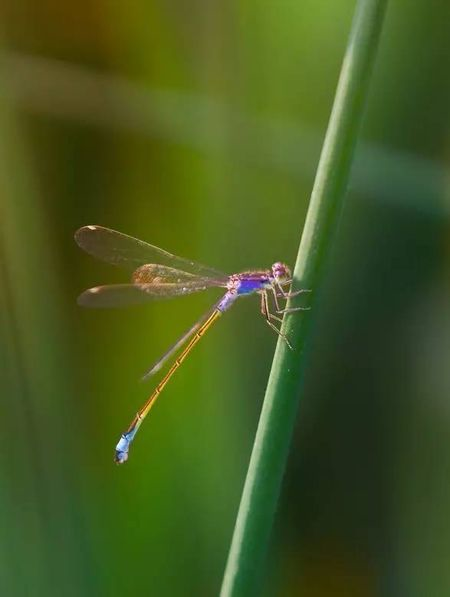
220,0,388,595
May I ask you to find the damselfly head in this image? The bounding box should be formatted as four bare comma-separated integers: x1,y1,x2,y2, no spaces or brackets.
271,262,291,283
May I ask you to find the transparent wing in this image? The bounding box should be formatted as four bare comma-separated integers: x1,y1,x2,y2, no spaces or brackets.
77,278,225,308
130,263,228,286
75,225,227,279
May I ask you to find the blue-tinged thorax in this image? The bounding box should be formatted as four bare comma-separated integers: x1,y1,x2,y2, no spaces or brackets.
237,279,265,295
217,271,272,313
234,272,271,296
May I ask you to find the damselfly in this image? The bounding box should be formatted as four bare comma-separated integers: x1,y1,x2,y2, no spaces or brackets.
75,225,309,463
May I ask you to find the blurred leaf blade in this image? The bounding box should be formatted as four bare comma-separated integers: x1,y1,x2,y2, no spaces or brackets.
3,51,447,218
0,51,94,596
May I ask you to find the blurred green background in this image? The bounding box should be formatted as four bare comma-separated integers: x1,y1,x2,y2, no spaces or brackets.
1,1,449,595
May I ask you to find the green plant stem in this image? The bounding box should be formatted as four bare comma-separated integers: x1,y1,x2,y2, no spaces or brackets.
220,0,388,595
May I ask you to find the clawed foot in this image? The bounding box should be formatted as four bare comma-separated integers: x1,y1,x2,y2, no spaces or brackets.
276,306,311,314
276,288,312,298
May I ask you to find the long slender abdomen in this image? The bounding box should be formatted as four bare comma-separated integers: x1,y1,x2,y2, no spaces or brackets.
115,300,229,464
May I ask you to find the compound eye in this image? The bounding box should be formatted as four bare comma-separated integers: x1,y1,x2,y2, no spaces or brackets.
272,262,284,276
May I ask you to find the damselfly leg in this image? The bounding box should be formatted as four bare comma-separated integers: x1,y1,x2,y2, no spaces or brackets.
260,291,293,350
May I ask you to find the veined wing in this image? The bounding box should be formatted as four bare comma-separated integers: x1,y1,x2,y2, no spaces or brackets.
77,277,226,308
75,225,226,279
131,263,228,286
